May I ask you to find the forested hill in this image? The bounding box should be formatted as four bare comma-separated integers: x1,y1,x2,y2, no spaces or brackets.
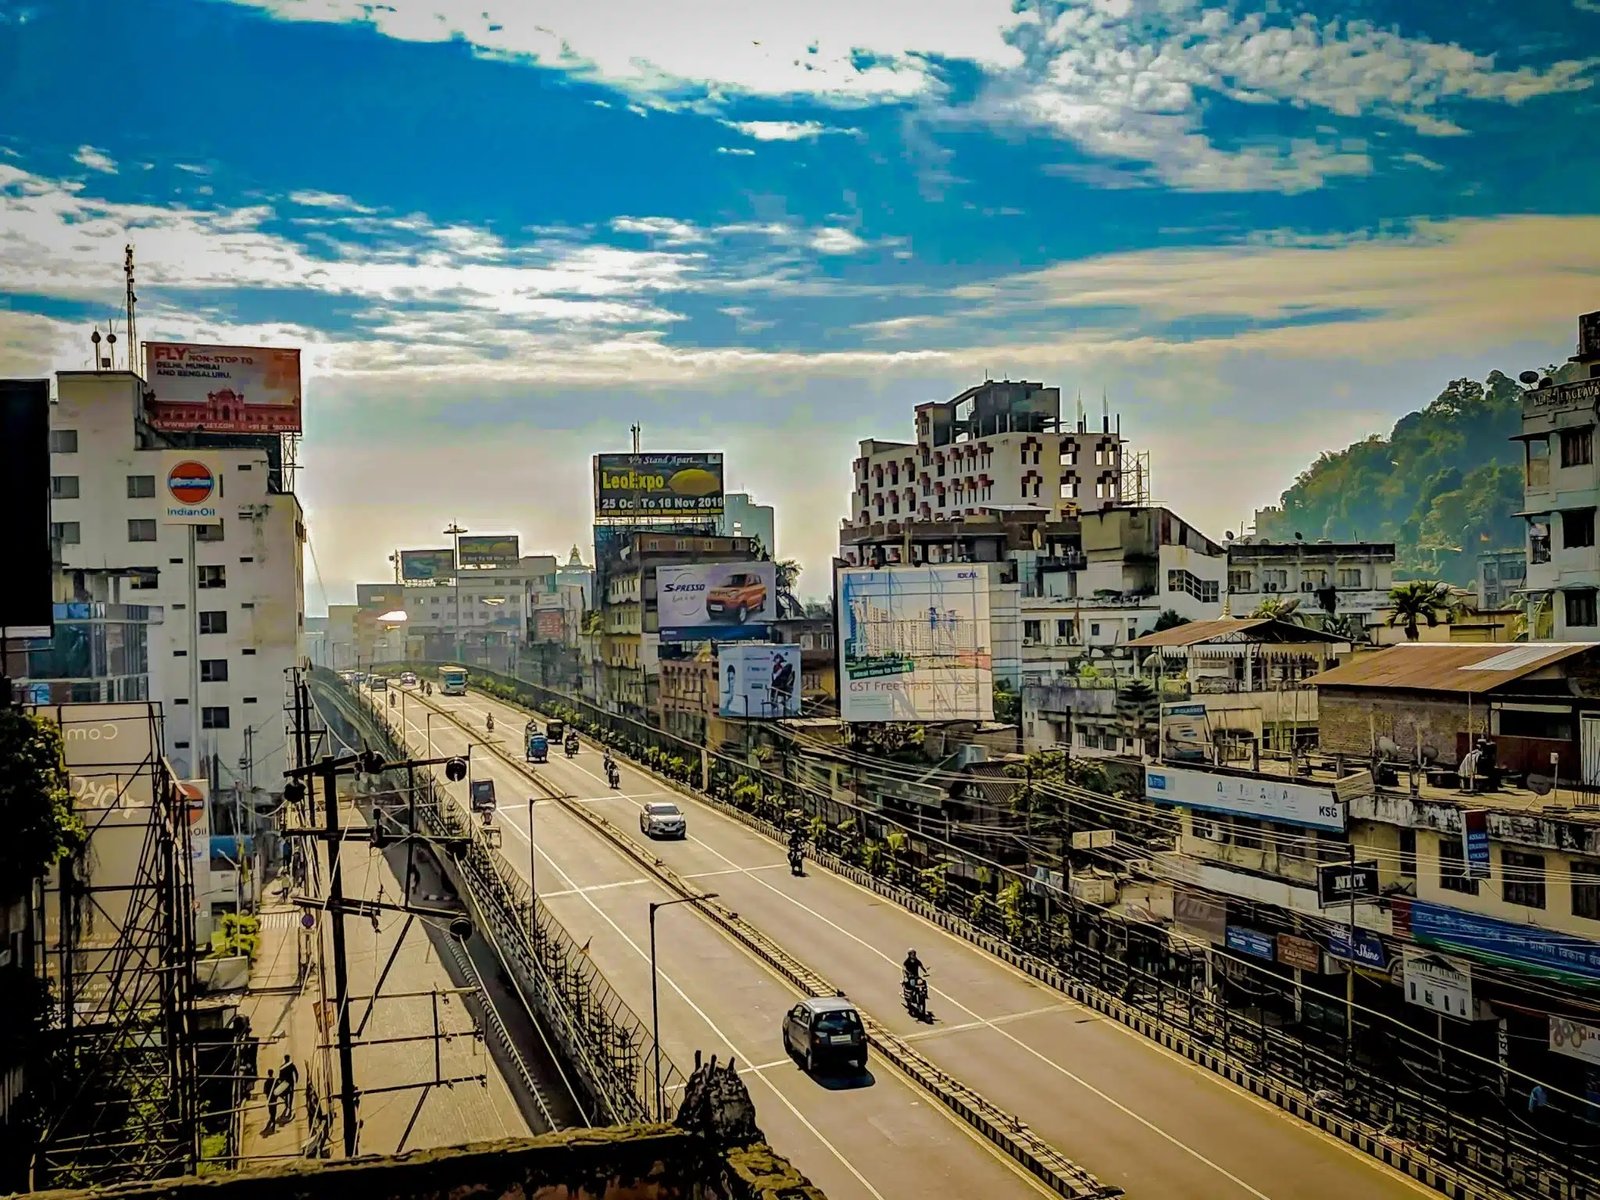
1258,364,1582,586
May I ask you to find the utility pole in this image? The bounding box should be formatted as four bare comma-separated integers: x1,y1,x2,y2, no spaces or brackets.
445,523,467,663
319,753,360,1157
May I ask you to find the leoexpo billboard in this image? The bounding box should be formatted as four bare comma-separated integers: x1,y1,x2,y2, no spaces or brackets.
657,561,776,642
836,566,993,723
594,452,724,517
143,342,302,434
718,643,802,718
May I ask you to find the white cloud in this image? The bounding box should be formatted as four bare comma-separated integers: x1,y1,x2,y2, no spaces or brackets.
979,0,1594,192
809,226,867,255
716,146,757,156
288,189,376,213
223,0,1031,103
722,119,856,141
609,215,708,245
72,145,116,174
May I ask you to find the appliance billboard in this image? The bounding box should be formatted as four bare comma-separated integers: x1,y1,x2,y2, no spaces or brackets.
1143,763,1347,832
836,566,993,723
594,452,724,517
143,342,302,434
457,534,519,568
718,643,802,718
657,561,776,642
400,549,455,581
0,379,52,638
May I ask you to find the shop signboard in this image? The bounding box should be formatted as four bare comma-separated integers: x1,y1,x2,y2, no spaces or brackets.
1144,763,1346,831
1317,860,1381,908
1276,934,1322,973
1225,926,1276,962
1404,948,1473,1018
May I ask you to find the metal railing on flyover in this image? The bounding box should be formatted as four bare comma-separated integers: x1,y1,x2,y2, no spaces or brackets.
383,656,1600,1200
307,668,684,1126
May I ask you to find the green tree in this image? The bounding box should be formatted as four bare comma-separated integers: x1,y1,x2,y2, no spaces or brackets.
0,709,83,886
1387,580,1454,641
1250,595,1303,622
1261,366,1579,585
1151,609,1189,632
992,679,1020,724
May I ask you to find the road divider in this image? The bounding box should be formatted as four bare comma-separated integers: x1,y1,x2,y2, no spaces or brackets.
416,689,1118,1200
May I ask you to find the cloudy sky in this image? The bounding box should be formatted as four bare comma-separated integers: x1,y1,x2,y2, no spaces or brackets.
2,0,1596,608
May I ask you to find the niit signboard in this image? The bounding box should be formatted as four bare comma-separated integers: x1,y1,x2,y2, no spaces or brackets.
160,451,224,525
1317,860,1381,908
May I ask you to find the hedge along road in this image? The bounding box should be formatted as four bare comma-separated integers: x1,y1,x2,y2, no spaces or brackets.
378,685,1078,1200
409,683,1440,1200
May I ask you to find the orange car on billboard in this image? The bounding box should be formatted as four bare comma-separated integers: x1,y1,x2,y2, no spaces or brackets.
705,571,769,624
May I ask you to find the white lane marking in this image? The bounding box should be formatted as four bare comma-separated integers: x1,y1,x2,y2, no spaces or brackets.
683,864,787,880
435,696,1064,1199
520,875,650,900
396,702,892,1200
511,709,1285,1198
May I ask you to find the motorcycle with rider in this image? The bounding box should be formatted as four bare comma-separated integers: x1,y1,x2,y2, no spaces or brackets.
902,949,929,1019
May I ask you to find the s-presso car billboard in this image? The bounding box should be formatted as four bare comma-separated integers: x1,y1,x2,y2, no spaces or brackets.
657,561,775,642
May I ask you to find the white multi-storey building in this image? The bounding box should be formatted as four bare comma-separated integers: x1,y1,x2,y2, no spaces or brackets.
1520,311,1600,640
846,381,1124,531
49,369,305,796
1224,537,1395,633
718,493,776,556
399,555,557,664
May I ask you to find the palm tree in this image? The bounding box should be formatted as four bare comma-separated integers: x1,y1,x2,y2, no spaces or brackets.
1387,580,1453,641
1250,596,1302,622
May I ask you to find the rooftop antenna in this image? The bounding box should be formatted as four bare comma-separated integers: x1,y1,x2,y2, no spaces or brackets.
90,326,106,371
124,244,138,369
1101,388,1109,434
630,423,641,454
1075,388,1085,433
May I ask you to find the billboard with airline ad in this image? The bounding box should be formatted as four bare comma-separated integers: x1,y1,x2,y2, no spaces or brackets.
657,561,775,642
718,643,802,718
400,549,455,581
143,342,302,434
836,566,993,722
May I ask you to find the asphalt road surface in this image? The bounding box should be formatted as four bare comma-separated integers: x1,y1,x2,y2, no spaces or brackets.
384,683,1433,1200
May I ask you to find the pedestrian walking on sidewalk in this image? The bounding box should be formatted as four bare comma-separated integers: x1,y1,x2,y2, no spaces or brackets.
263,1068,279,1129
279,1056,300,1119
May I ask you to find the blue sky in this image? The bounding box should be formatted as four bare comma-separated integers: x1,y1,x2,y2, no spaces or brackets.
2,0,1597,607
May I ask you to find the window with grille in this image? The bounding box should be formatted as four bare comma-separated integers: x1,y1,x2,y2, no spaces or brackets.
1439,834,1479,895
1502,850,1545,909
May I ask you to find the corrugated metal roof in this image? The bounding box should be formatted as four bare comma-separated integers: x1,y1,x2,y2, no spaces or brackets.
1127,617,1347,648
1309,641,1600,694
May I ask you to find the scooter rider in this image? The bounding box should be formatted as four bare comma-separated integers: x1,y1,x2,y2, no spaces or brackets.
786,827,805,874
486,712,494,733
603,750,619,788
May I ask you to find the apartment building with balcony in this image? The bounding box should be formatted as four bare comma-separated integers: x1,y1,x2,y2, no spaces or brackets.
844,380,1125,532
1519,311,1600,640
1225,537,1395,633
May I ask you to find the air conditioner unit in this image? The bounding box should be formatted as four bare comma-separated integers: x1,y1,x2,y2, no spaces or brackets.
1301,581,1316,592
1262,582,1278,593
1022,637,1040,647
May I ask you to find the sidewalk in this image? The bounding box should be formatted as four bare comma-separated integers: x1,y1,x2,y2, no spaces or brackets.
239,788,529,1163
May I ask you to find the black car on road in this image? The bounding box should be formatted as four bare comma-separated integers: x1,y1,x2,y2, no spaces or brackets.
782,995,867,1075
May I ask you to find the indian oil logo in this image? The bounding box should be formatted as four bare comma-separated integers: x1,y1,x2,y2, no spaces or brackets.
167,460,215,505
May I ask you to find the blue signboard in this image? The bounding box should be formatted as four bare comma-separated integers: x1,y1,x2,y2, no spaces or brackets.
1327,926,1389,971
1225,926,1276,962
1410,900,1600,986
1462,809,1491,880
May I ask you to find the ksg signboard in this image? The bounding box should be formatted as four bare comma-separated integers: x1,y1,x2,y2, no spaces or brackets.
594,452,724,517
1144,763,1346,831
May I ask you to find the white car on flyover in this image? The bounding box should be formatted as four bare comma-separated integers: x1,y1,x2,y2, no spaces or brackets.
639,801,686,840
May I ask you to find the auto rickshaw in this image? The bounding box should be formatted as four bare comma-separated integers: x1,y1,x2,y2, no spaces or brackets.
525,720,548,763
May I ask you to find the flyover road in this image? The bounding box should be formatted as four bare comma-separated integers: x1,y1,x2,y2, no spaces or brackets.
394,683,1435,1200
381,684,1062,1200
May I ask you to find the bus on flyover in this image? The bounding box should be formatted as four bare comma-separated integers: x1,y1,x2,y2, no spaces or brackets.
440,666,469,696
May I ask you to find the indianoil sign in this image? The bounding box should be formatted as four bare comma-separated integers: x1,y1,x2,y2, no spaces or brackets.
160,451,225,525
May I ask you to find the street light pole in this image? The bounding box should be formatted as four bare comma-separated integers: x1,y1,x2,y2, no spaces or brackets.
445,522,467,664
527,795,537,918
649,894,717,1120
